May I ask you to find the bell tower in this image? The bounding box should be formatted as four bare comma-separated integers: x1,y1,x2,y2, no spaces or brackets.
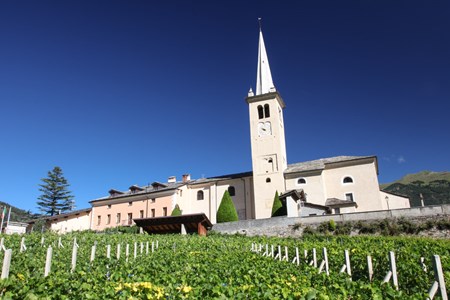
247,27,287,219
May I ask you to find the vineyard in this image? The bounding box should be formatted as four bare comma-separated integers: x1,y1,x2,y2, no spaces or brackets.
0,232,448,299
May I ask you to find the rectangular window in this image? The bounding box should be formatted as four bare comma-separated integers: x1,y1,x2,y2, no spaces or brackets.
127,213,133,225
116,213,121,224
345,193,354,202
163,207,167,216
97,215,101,225
140,210,144,219
151,208,155,218
107,214,111,225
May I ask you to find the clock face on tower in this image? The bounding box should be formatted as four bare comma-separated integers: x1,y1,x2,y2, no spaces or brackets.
257,121,272,136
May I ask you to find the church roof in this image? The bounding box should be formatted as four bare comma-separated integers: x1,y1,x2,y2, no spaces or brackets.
285,155,376,174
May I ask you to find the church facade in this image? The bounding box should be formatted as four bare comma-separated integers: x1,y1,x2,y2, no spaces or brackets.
42,28,410,233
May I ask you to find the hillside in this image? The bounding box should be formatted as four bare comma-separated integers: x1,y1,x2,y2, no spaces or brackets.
381,171,450,207
0,201,35,223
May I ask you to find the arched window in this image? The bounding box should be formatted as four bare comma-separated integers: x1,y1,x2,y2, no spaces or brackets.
343,177,353,184
266,177,271,183
264,104,270,118
228,186,235,196
257,105,264,119
197,190,204,200
297,178,306,185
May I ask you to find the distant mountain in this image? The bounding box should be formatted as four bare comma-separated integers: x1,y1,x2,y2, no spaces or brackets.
0,201,35,223
381,171,450,207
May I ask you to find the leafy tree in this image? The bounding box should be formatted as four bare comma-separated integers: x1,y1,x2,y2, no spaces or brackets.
271,191,286,217
171,204,182,216
37,166,75,216
216,190,238,223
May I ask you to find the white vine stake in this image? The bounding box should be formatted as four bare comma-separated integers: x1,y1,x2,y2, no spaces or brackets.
283,246,289,262
383,251,398,290
71,241,78,272
318,248,329,276
1,249,12,279
20,237,26,252
339,250,352,278
90,244,96,262
427,255,448,300
292,247,300,265
367,255,373,282
44,246,53,277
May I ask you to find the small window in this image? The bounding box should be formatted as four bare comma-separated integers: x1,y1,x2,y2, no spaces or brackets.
163,207,167,216
116,213,121,224
197,190,204,200
257,105,264,119
151,208,155,218
297,178,306,185
97,215,101,225
139,210,144,219
266,177,271,183
228,186,235,196
345,193,354,202
343,177,353,184
107,214,111,225
264,104,270,118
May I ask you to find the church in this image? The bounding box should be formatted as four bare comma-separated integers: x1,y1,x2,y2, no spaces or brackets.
42,28,410,233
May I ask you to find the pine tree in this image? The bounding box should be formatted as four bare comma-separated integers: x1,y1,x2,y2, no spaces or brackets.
37,166,75,216
216,190,239,223
171,204,182,216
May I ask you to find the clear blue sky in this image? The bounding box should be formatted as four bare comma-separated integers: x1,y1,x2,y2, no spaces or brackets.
1,1,449,213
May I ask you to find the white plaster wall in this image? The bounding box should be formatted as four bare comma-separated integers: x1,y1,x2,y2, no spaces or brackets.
50,213,91,233
285,174,326,205
323,162,382,212
380,191,410,210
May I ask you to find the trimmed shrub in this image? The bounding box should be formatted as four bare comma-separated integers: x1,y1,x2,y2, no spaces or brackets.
171,204,182,216
271,191,286,217
217,190,239,223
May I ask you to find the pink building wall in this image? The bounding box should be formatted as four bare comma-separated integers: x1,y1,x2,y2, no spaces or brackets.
91,194,173,231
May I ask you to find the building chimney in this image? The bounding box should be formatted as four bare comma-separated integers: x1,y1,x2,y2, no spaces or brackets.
182,174,191,183
168,176,176,183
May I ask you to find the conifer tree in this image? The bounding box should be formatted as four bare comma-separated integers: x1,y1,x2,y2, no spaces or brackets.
37,166,75,216
216,190,239,223
271,191,286,217
171,204,182,216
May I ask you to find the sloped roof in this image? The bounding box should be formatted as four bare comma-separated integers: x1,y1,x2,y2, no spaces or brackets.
325,198,358,208
285,156,376,174
90,181,185,203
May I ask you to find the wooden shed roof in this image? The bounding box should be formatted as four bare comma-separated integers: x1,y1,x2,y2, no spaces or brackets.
133,213,213,235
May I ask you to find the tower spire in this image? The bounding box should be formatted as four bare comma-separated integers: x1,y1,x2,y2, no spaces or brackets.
256,19,275,95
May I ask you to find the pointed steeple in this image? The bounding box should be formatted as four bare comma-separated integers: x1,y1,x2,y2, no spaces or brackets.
256,26,276,95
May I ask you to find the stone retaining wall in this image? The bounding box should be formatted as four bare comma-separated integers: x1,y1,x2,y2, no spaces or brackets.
212,204,450,237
